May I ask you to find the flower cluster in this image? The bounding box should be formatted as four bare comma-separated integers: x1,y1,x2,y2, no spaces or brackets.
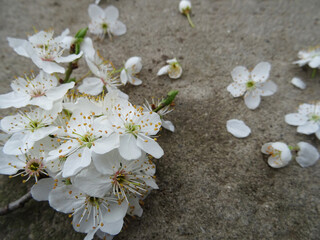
0,5,178,239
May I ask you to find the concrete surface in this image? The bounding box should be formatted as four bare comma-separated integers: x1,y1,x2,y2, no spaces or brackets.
0,0,320,239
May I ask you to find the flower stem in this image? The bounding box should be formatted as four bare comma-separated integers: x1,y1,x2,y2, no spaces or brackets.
186,13,195,28
0,191,32,216
311,68,317,78
64,62,74,83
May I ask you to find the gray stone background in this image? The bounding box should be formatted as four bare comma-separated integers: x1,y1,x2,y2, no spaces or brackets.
0,0,319,239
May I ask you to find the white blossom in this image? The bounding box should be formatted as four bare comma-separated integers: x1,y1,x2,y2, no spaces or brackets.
285,102,320,140
293,45,320,68
0,71,74,110
296,142,319,168
226,119,251,138
0,104,61,155
101,99,164,160
261,142,292,168
227,62,277,110
48,180,127,238
8,29,83,74
157,58,183,79
88,4,126,39
47,110,118,177
73,150,158,201
78,53,126,96
0,137,57,182
120,57,143,85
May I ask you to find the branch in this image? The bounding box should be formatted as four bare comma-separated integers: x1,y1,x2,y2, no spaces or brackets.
0,191,32,216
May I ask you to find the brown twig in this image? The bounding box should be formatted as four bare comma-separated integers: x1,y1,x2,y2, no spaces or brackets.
0,191,32,216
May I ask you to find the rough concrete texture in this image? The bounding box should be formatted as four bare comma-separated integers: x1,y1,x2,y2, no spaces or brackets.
0,0,320,239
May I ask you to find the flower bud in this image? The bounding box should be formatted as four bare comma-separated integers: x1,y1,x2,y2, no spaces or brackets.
179,0,192,14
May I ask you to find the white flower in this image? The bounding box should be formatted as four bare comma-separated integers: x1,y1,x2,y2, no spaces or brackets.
120,57,143,85
88,4,126,39
8,29,83,74
285,103,320,140
293,45,320,68
291,77,306,90
296,142,319,167
179,0,192,13
0,104,61,155
227,62,277,110
0,137,57,182
0,71,74,110
143,98,175,132
73,150,158,201
48,182,127,237
261,142,292,168
47,110,118,177
157,58,182,79
104,99,164,160
226,119,251,138
78,53,125,96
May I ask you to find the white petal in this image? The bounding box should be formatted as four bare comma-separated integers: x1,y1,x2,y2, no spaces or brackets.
31,178,55,201
55,52,83,63
244,91,261,110
297,121,319,134
296,142,319,167
46,82,75,101
258,81,277,96
29,96,53,110
3,133,29,155
77,77,104,95
0,92,31,109
49,185,84,213
73,167,112,198
251,62,271,83
268,155,290,168
285,113,308,126
293,59,309,67
272,142,292,163
157,65,169,76
84,229,98,240
162,120,175,132
110,21,127,36
291,77,306,90
136,135,164,159
7,37,29,57
168,65,182,79
100,219,124,235
226,119,251,138
81,38,95,60
92,150,121,175
0,149,23,175
104,5,119,21
261,142,273,155
129,76,143,86
62,148,92,177
120,69,128,85
227,82,246,97
92,134,120,154
231,66,249,84
88,4,105,20
125,57,142,73
118,134,141,160
38,61,65,74
308,56,320,68
316,129,320,140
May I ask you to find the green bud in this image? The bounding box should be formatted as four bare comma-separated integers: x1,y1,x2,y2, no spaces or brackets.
154,90,179,113
75,27,88,39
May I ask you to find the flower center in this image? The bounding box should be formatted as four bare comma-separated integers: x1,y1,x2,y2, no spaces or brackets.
25,158,44,177
79,133,96,148
102,23,108,30
310,114,320,122
88,197,100,206
28,120,44,132
246,80,255,90
125,123,140,136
